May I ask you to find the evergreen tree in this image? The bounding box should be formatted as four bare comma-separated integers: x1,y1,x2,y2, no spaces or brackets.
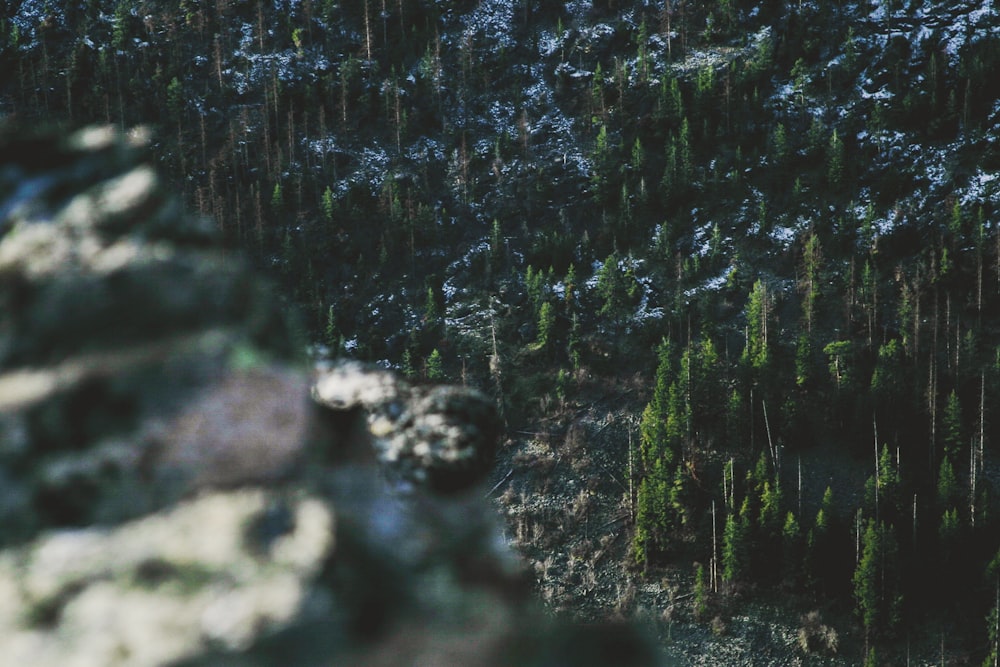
743,279,771,371
942,389,963,462
771,122,788,166
800,232,822,333
694,562,709,618
534,300,555,352
423,285,439,324
723,497,752,585
824,340,854,391
595,253,637,324
425,348,445,381
985,601,999,667
781,511,803,587
271,182,284,212
166,76,184,119
937,456,962,510
853,520,902,638
759,478,783,535
321,185,336,222
567,312,582,370
827,129,844,187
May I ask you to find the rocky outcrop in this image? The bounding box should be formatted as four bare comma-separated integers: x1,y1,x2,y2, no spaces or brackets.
0,123,660,666
312,361,501,493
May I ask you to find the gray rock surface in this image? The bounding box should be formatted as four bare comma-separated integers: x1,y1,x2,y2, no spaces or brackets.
0,122,660,667
312,361,501,493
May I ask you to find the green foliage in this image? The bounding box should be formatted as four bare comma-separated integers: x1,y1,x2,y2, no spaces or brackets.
743,279,771,371
633,456,672,564
943,389,963,461
722,504,750,584
937,456,961,511
555,368,571,404
694,563,709,619
853,520,902,637
827,129,844,187
112,0,129,50
534,301,555,351
759,479,783,534
324,306,342,355
271,182,284,212
321,186,336,222
423,286,439,323
166,76,184,119
795,331,813,387
489,218,503,274
985,600,999,667
425,348,445,381
939,506,960,545
870,340,903,405
566,312,581,370
782,511,802,584
823,340,853,390
595,253,638,323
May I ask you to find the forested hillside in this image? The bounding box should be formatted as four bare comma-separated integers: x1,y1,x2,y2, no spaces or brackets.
5,0,1000,663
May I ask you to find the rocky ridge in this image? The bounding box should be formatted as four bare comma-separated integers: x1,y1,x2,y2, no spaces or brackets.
0,123,659,667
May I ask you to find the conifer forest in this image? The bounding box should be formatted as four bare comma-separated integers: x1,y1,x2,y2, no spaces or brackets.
6,0,1000,663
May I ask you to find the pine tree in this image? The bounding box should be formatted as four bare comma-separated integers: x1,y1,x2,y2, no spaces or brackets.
489,218,503,276
853,520,902,638
722,511,744,583
166,76,184,119
937,456,961,510
423,285,439,324
771,122,788,166
823,340,853,391
694,562,709,618
723,500,750,585
827,129,844,187
782,511,803,587
986,550,1000,667
743,279,771,371
759,478,783,534
942,389,963,462
985,601,999,667
534,301,555,352
567,312,582,370
271,181,284,212
425,348,445,381
800,232,822,333
591,123,612,206
321,185,335,222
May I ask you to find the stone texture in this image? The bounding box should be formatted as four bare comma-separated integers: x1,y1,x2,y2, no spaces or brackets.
0,122,661,667
313,361,501,493
0,122,307,544
0,490,334,667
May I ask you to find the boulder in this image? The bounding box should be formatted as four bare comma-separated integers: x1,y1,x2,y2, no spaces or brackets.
0,122,660,667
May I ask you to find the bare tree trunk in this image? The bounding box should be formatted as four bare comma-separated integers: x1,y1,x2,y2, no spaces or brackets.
874,415,880,522
981,372,986,474
763,401,777,478
628,427,635,521
797,455,802,520
712,500,718,593
364,0,372,60
929,359,937,472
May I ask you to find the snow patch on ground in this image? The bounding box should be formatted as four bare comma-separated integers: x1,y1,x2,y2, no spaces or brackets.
462,0,516,50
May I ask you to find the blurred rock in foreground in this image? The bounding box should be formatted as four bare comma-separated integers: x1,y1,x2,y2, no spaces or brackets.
0,122,661,667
